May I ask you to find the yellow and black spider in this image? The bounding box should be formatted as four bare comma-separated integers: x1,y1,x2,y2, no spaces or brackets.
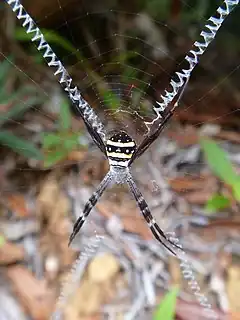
6,0,239,255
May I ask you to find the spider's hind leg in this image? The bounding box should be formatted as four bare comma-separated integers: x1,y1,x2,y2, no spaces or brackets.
127,176,181,255
68,172,112,246
150,220,182,254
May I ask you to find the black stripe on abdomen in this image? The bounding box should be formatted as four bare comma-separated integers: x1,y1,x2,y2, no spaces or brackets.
108,156,129,162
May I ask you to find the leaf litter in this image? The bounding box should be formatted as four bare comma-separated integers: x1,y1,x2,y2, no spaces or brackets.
0,120,239,320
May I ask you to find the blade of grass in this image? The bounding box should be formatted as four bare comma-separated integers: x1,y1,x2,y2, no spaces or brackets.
15,28,112,106
0,235,5,247
232,179,240,202
0,96,45,126
0,131,42,159
101,90,120,110
59,99,71,130
205,194,231,213
43,149,69,168
153,287,179,320
0,59,12,82
42,133,62,149
200,138,238,185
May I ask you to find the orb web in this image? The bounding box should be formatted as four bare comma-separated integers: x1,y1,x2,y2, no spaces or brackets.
3,1,240,144
1,1,240,319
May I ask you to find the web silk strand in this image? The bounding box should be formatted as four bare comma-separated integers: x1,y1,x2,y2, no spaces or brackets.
5,0,106,140
52,233,104,320
148,0,239,125
168,232,219,320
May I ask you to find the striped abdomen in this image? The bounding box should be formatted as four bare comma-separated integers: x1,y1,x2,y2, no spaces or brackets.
106,132,136,167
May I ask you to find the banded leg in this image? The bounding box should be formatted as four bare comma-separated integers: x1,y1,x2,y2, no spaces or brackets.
127,175,179,255
5,0,107,151
152,0,239,118
69,172,112,246
129,78,189,165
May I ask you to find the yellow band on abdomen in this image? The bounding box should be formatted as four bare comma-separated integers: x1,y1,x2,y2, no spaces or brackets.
107,151,132,159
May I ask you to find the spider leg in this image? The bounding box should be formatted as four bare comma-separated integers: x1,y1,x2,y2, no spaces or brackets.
69,172,112,246
127,175,180,255
129,78,189,166
81,116,107,156
5,0,107,156
130,0,240,165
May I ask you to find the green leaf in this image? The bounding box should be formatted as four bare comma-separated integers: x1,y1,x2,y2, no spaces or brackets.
59,99,71,130
200,138,238,185
43,149,69,168
153,287,179,320
205,194,231,213
122,66,138,84
62,133,80,150
110,50,137,65
15,28,87,64
146,0,170,19
42,132,82,167
15,28,112,104
1,90,27,105
42,132,81,150
0,131,42,160
101,90,120,110
0,96,45,126
0,85,41,105
0,235,5,247
15,28,76,53
0,59,12,84
232,179,240,202
0,59,14,99
42,133,62,149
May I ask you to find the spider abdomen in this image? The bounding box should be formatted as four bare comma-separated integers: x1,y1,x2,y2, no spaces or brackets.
106,132,136,167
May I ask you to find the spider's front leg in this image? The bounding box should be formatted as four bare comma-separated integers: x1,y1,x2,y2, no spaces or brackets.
69,172,112,246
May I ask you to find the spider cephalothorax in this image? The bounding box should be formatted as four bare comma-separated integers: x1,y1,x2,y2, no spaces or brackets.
106,132,136,168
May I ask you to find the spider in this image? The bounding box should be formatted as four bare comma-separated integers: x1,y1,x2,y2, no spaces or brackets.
7,0,238,255
69,129,180,254
68,85,188,255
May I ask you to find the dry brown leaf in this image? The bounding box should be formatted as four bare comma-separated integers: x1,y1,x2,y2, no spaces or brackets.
227,265,240,313
169,256,182,287
66,150,87,162
7,266,55,320
80,158,108,184
231,312,240,320
64,254,121,317
37,175,75,292
122,215,153,240
176,106,239,127
37,176,71,226
97,202,152,240
167,126,199,146
88,253,120,283
175,298,230,320
6,194,30,217
51,194,71,225
216,131,240,144
207,220,240,232
37,177,60,214
168,175,217,193
156,292,231,320
0,240,25,264
184,191,213,205
67,278,102,316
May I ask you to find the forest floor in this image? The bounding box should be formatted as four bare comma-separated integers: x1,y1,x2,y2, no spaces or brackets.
0,116,240,320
